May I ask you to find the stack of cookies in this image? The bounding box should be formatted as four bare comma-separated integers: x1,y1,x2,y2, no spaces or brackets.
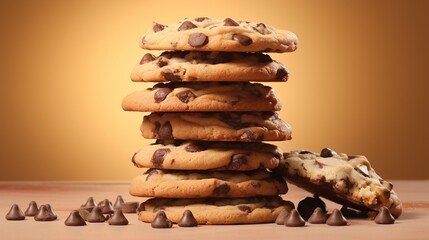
122,17,298,224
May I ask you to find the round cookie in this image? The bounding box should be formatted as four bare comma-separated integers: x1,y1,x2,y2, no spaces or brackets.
131,140,283,170
140,112,292,142
137,196,295,225
131,51,288,82
140,17,298,53
275,149,402,218
129,169,288,198
122,82,281,112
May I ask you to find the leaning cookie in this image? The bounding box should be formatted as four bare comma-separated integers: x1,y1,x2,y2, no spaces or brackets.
137,196,294,224
140,17,298,53
140,112,292,142
129,169,287,198
275,148,402,218
131,51,288,82
132,140,282,170
122,82,281,112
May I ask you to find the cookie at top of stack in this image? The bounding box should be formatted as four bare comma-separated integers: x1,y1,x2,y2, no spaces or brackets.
123,17,298,225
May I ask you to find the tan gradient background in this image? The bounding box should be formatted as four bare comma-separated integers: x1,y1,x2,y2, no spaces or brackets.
0,0,428,181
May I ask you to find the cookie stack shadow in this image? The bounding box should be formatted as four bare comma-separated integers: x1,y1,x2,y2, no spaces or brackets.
122,17,298,224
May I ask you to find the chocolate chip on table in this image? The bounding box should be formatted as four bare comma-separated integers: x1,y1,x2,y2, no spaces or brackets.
194,17,208,22
140,53,156,64
188,33,209,47
153,23,165,32
232,34,253,46
121,202,139,213
176,90,196,103
223,18,239,26
46,204,58,220
108,209,129,225
320,148,337,158
5,204,25,220
185,142,206,152
87,206,105,223
374,206,395,224
275,209,290,225
326,209,348,226
154,88,172,103
98,199,114,214
178,210,198,227
178,21,197,31
285,209,305,227
213,183,230,196
297,196,327,220
78,208,91,221
65,210,86,226
113,195,125,210
34,205,56,221
24,201,39,216
228,154,248,170
82,197,97,208
308,207,327,224
151,211,173,228
152,148,171,168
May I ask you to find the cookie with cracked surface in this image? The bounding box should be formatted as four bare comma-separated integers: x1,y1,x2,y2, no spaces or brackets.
140,17,298,53
129,169,287,198
122,82,281,112
140,112,292,142
131,51,288,82
131,140,282,170
275,148,402,218
137,196,294,225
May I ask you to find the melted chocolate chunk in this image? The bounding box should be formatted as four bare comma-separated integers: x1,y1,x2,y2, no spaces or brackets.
275,68,288,81
374,206,395,224
178,210,198,227
275,209,290,225
151,211,173,228
285,209,305,227
297,196,327,220
5,204,25,220
64,210,86,226
308,207,327,224
232,34,253,46
140,53,156,64
326,209,348,226
237,205,252,213
320,148,337,158
158,121,173,139
154,87,172,103
241,130,263,141
162,71,182,81
228,154,248,170
213,183,230,196
194,17,208,22
257,53,273,63
156,58,168,67
176,90,196,103
185,142,206,152
87,206,106,223
224,18,239,26
145,169,159,181
108,210,129,225
188,33,209,47
178,21,197,31
151,148,171,168
153,23,165,32
24,201,39,216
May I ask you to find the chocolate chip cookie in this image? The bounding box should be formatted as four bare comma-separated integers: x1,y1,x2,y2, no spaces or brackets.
131,140,282,170
140,112,292,142
137,196,295,224
131,51,288,82
129,169,287,198
275,149,402,218
140,17,298,53
122,82,281,112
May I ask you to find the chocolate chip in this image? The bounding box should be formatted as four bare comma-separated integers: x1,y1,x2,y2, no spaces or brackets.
178,210,198,227
145,169,159,181
158,121,173,139
176,90,196,103
121,202,139,213
87,206,106,223
153,23,165,32
162,70,182,81
356,165,370,177
320,148,337,158
140,53,156,64
113,195,125,210
297,196,327,220
178,21,197,31
154,87,172,103
156,58,168,67
98,199,114,214
185,142,206,152
232,34,253,46
151,148,171,168
374,206,395,224
254,23,268,34
151,211,173,228
275,209,290,225
194,17,208,22
5,204,25,220
65,210,86,226
213,183,230,196
241,130,263,141
340,206,368,219
285,209,305,227
326,209,348,226
82,197,97,208
224,18,239,26
46,204,57,220
257,53,272,63
237,205,252,213
24,201,39,216
188,33,209,47
108,209,129,225
275,68,288,81
308,207,327,224
35,205,56,221
78,208,91,221
228,154,248,170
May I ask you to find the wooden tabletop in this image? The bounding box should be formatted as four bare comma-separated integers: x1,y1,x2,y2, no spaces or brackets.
0,180,428,240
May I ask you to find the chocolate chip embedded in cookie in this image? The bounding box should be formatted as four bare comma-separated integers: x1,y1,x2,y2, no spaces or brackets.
131,140,282,171
140,18,298,53
122,82,282,112
275,149,402,218
129,169,288,198
130,51,289,82
140,112,292,142
137,196,295,225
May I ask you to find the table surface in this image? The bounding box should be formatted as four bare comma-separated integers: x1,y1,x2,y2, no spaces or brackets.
0,180,428,240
